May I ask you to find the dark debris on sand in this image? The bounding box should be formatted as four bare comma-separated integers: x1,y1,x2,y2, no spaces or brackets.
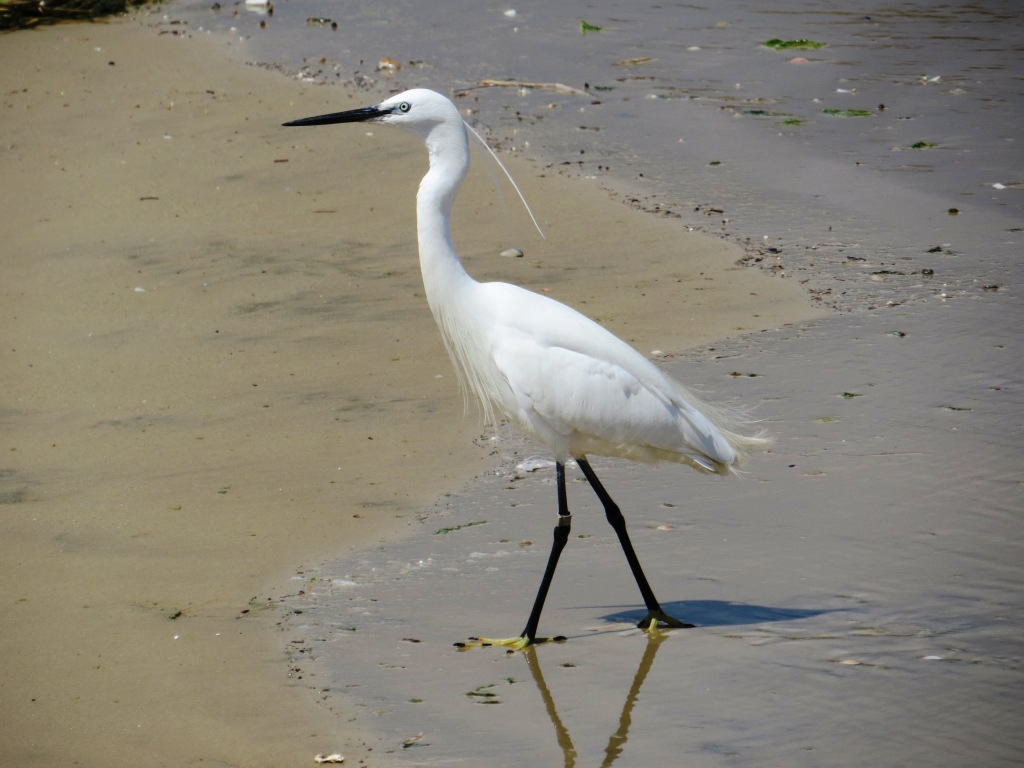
1,0,149,30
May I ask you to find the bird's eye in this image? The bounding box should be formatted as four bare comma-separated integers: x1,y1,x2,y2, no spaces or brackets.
398,102,411,113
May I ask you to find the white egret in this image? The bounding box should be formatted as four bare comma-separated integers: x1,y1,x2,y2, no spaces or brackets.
284,89,768,649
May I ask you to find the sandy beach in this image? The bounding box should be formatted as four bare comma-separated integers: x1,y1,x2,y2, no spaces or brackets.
0,12,823,767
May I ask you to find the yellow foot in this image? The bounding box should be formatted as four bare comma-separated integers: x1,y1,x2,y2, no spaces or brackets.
638,610,694,631
454,634,567,652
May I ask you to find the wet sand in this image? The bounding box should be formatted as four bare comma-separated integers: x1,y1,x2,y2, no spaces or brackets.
291,298,1021,766
0,14,817,767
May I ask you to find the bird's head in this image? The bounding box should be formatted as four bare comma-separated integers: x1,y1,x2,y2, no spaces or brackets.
283,88,463,141
284,87,542,236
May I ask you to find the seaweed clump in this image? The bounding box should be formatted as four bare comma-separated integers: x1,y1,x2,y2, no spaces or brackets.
1,0,151,30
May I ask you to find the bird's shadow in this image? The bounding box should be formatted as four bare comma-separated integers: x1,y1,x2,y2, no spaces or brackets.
600,599,839,628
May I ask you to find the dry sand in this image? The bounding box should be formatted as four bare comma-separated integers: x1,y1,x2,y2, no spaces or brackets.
0,14,817,767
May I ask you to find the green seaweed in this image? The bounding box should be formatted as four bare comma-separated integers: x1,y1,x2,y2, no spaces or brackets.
911,141,937,149
467,683,501,703
433,520,487,535
0,0,151,29
764,38,827,50
821,108,875,117
580,19,603,34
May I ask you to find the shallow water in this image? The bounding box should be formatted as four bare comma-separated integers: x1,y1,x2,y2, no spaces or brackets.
284,296,1022,767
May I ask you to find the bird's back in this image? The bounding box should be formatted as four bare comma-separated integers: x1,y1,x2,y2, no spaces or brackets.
454,280,764,474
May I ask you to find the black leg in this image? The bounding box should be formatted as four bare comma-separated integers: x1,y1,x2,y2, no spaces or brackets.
457,462,571,650
520,461,572,643
576,457,693,629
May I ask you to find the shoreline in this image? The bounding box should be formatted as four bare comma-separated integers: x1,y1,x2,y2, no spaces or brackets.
236,4,1024,764
170,0,1023,318
286,290,1022,767
0,12,819,766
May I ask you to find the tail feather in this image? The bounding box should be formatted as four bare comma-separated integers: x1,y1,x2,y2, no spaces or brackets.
672,380,771,473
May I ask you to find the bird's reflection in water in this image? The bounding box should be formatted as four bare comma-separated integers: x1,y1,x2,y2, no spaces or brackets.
520,630,669,768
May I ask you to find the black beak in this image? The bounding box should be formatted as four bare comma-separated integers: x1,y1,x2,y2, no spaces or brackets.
282,104,388,127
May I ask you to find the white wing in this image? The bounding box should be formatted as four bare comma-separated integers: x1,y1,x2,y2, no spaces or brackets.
478,282,738,469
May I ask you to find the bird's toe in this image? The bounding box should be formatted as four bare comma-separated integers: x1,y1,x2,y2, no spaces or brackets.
454,634,566,652
638,610,695,631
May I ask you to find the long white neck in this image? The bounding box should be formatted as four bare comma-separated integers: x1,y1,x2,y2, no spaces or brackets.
414,118,506,425
416,120,474,317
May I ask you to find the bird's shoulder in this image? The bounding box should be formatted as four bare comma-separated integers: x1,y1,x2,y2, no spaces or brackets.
474,281,674,396
475,281,628,349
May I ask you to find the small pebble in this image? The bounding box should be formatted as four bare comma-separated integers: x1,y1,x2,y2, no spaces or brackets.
314,754,345,764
